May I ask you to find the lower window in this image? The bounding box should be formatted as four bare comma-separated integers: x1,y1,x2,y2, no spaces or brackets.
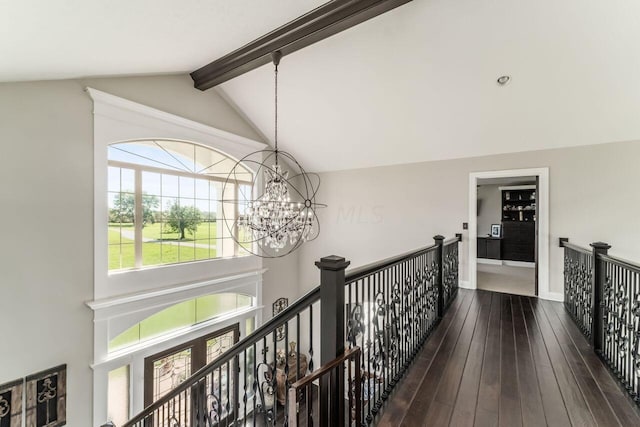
143,324,239,407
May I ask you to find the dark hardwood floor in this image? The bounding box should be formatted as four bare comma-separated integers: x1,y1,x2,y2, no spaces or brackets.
377,289,640,427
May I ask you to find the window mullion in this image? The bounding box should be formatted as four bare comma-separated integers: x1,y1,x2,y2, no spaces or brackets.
134,168,143,268
234,185,239,256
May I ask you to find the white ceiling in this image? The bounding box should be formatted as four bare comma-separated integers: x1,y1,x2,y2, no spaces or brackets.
3,1,640,173
0,0,325,81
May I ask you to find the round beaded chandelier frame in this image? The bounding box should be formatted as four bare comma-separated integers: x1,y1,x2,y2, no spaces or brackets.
222,51,324,258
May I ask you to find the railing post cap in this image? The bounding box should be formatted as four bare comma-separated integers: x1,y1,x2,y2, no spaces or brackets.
434,235,445,242
315,255,351,270
590,241,611,250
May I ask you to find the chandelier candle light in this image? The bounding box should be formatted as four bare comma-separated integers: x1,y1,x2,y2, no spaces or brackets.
223,51,323,258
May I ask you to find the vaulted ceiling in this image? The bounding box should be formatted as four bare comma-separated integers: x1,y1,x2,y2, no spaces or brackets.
3,1,640,172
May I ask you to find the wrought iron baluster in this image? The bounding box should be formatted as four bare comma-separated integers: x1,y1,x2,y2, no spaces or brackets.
272,330,278,423
634,271,640,400
384,264,391,405
306,382,312,426
284,321,289,427
366,274,372,421
372,271,380,414
627,267,633,391
243,348,248,423
217,367,223,426
309,304,314,373
178,389,181,426
252,343,257,427
296,312,301,424
225,357,232,426
347,282,353,349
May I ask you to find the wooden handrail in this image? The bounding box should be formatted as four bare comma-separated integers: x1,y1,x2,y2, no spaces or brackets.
345,244,437,283
289,347,361,390
598,253,640,272
287,347,362,427
444,233,463,246
559,238,592,255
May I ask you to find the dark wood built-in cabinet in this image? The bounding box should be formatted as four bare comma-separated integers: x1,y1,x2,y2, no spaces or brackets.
478,187,536,263
477,237,501,259
502,221,535,262
502,188,535,262
502,188,536,222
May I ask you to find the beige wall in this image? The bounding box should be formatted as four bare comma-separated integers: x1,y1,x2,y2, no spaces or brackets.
0,74,295,426
477,184,502,237
3,72,640,425
298,139,640,297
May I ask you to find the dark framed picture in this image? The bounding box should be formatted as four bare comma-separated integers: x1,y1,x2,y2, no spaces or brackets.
25,365,66,427
0,378,23,427
491,224,501,238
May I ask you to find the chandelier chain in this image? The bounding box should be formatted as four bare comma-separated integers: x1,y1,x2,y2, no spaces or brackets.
274,61,279,165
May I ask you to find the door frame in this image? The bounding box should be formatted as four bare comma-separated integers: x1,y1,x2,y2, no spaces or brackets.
468,167,559,301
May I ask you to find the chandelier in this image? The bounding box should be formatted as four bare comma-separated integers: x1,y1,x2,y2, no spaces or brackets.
222,51,323,258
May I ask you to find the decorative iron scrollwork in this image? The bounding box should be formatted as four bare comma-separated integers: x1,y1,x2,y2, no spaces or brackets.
443,243,459,307
347,303,365,347
563,249,593,338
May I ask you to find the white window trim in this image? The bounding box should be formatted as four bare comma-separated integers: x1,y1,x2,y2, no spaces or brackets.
87,88,269,426
87,87,266,300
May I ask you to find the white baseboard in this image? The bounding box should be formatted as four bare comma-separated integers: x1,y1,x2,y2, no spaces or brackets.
459,280,473,289
539,291,564,302
503,260,535,268
477,259,535,269
477,258,502,266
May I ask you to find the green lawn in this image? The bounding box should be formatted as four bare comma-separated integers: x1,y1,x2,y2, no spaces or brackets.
108,221,219,270
109,221,218,242
109,293,252,351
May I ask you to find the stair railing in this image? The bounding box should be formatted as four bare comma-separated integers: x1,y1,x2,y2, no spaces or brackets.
287,347,362,426
123,287,320,427
560,237,640,407
122,233,462,426
342,234,461,424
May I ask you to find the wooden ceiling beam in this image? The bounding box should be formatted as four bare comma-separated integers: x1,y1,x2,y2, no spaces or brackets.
190,0,412,91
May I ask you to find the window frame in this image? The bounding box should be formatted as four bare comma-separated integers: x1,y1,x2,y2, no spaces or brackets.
107,140,254,271
143,323,239,407
87,87,267,427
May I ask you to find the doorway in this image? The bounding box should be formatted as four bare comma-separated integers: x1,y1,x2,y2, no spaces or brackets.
476,177,537,295
468,168,552,300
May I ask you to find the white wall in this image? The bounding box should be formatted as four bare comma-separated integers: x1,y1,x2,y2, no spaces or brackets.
298,139,640,296
477,184,502,237
0,74,297,426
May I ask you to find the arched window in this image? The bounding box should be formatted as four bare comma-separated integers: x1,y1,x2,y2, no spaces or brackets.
106,293,254,425
108,293,254,352
107,139,252,270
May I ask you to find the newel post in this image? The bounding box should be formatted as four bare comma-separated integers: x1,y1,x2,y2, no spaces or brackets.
316,255,350,424
434,235,445,318
590,241,610,352
316,255,351,363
